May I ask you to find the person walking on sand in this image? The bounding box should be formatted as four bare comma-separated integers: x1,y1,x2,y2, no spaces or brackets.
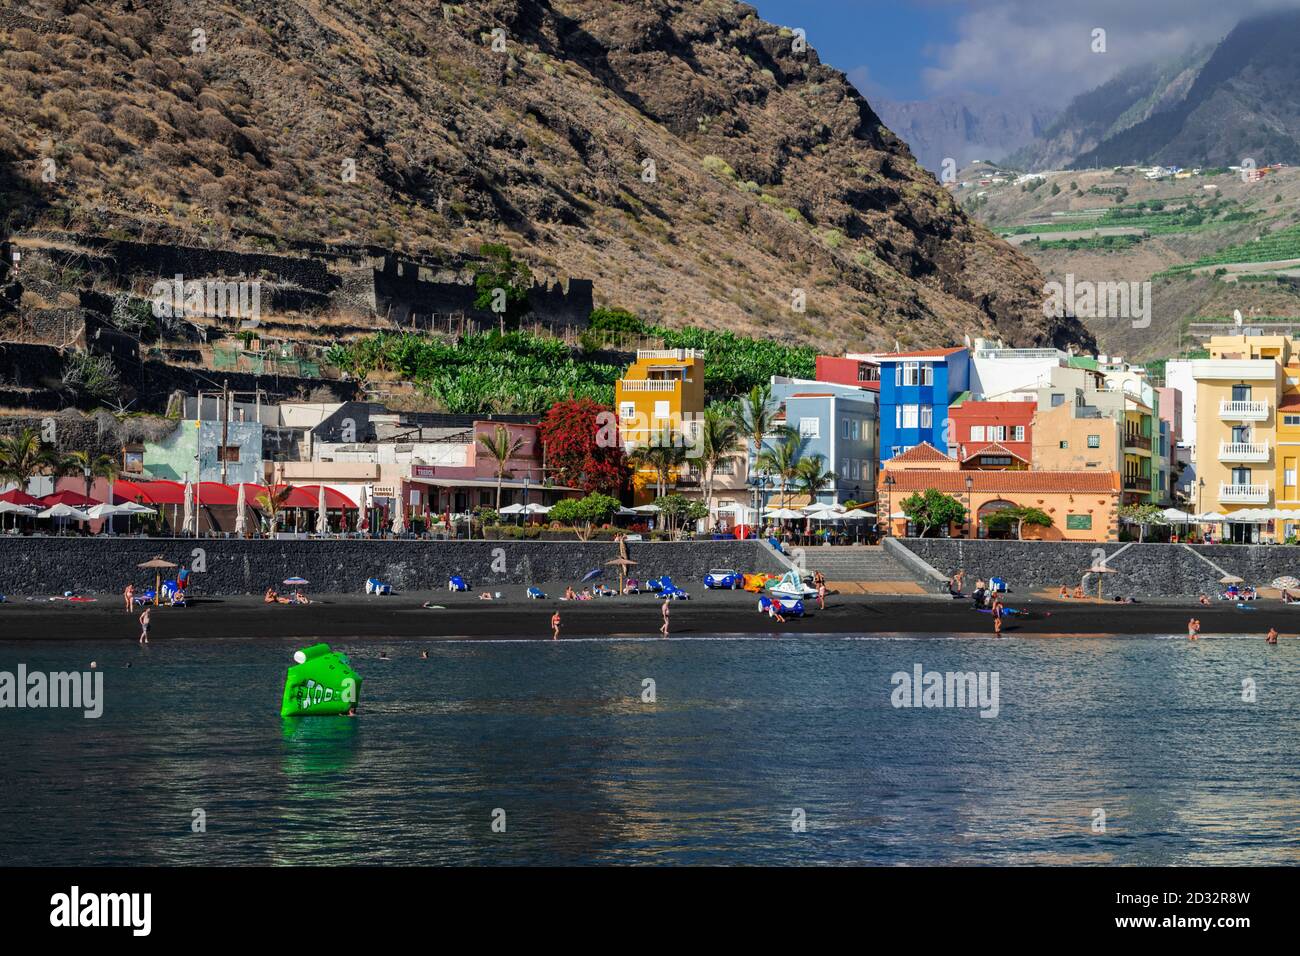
124,583,134,612
1267,626,1279,645
551,611,561,641
1188,617,1200,641
138,606,151,645
816,581,827,611
660,598,670,637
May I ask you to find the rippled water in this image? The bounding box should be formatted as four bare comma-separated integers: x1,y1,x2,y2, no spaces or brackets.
1,634,1298,865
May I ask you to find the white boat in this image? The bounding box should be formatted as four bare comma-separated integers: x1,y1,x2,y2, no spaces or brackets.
767,569,817,599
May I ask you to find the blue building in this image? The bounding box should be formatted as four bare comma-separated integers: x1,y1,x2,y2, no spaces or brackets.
763,378,878,506
876,347,970,465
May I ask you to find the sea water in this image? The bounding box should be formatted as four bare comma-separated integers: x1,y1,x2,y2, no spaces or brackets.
1,634,1297,865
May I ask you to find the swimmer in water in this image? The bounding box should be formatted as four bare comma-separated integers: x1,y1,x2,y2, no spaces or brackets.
1188,617,1200,641
1266,627,1279,645
420,649,429,659
378,650,389,661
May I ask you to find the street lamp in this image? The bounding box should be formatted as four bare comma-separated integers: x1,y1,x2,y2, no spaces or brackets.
883,474,895,537
965,474,974,539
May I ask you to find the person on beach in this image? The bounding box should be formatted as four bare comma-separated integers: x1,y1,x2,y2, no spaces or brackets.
138,606,151,645
551,611,561,640
1059,585,1069,599
1267,627,1279,645
264,587,278,604
1188,617,1200,641
660,598,670,637
816,581,827,611
953,569,965,594
1073,585,1084,599
767,600,786,624
1198,594,1211,606
124,583,134,612
563,586,577,601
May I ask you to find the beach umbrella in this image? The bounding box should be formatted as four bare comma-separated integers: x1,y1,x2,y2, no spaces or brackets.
38,502,90,520
1086,562,1118,602
614,507,639,517
85,503,132,520
316,484,328,535
235,482,247,537
391,501,406,535
283,577,309,586
605,556,637,591
581,568,603,583
524,503,550,517
0,488,42,506
632,504,661,513
499,503,526,514
182,480,194,537
841,508,875,519
0,499,36,532
1196,512,1226,523
1271,576,1299,592
137,555,177,606
1219,574,1244,585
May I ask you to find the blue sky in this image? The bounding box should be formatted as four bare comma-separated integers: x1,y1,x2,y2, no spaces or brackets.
749,0,1300,107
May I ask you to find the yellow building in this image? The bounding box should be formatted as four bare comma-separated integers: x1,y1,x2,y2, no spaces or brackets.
616,348,706,502
1189,333,1300,541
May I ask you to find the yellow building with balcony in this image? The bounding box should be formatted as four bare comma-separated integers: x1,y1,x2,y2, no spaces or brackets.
616,348,707,502
1190,333,1300,541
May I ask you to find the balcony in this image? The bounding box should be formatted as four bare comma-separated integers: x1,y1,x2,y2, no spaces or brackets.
1218,482,1270,504
618,379,682,392
1123,433,1152,451
636,348,704,361
1123,476,1152,492
1218,440,1270,462
1219,399,1269,421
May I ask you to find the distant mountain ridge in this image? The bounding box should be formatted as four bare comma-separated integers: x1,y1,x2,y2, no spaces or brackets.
1071,11,1300,169
1007,46,1212,172
873,95,1057,173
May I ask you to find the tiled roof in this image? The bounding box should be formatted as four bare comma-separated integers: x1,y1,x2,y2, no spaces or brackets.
881,470,1120,493
875,346,968,361
961,442,1028,462
1280,394,1300,410
889,442,955,464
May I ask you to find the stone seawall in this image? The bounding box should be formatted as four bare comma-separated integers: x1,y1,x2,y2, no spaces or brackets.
0,538,784,596
897,539,1300,598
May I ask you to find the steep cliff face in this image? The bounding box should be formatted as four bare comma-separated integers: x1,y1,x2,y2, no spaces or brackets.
0,0,1089,352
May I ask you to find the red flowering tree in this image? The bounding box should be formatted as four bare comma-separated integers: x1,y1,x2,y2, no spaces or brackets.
539,398,627,494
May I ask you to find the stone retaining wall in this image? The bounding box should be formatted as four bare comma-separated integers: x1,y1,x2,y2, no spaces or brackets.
896,538,1300,598
0,538,784,596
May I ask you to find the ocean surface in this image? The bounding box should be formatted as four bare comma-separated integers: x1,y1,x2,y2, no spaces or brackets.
1,633,1298,865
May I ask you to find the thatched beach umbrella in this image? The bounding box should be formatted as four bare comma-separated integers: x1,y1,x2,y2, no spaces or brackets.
137,555,177,606
606,557,637,592
1087,562,1118,602
391,500,406,535
235,482,248,537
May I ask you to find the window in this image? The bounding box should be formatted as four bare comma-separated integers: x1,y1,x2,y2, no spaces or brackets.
799,417,820,438
619,402,636,420
920,406,932,429
217,446,240,462
1087,434,1100,448
920,365,933,386
1059,440,1069,449
1231,467,1252,485
1286,459,1297,487
970,425,985,442
1011,426,1025,442
653,400,670,420
1232,384,1251,402
1286,415,1300,426
901,405,919,429
852,420,860,440
988,425,1005,442
1050,393,1065,407
842,419,850,439
901,362,919,386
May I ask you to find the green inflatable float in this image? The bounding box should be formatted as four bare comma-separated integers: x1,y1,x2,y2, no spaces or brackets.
280,643,362,717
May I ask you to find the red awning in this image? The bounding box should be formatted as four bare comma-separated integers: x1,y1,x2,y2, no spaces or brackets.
195,482,239,506
41,490,101,507
113,480,187,506
0,488,43,506
296,484,358,509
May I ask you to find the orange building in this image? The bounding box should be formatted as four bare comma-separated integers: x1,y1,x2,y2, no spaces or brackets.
877,442,1120,541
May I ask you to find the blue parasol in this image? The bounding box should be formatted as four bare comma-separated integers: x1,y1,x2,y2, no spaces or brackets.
580,568,603,583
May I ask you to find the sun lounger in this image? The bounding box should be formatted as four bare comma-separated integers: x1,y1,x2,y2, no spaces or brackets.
366,578,392,595
448,575,469,592
527,587,545,599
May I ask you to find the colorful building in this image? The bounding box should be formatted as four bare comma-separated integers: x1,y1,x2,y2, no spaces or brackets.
1031,401,1121,474
946,399,1035,464
616,348,706,446
876,346,970,465
766,377,878,507
877,442,1120,542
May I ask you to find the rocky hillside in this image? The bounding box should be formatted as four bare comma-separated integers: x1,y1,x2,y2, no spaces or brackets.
0,0,1089,354
873,94,1057,174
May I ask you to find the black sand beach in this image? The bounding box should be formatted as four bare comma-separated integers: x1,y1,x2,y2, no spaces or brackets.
1,587,1296,640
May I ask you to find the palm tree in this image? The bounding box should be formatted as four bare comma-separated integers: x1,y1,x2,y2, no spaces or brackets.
0,427,58,491
477,424,525,511
755,432,807,510
697,408,742,523
61,450,118,501
796,454,836,532
629,436,687,499
256,486,294,536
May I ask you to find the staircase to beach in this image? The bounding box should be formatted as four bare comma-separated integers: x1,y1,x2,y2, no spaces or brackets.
797,545,931,595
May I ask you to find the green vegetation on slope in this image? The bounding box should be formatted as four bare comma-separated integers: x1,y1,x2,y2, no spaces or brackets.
1158,222,1300,276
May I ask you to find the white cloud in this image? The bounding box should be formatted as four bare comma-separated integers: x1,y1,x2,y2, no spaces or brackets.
918,0,1300,105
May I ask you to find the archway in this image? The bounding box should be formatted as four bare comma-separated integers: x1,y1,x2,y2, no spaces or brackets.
977,499,1019,539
